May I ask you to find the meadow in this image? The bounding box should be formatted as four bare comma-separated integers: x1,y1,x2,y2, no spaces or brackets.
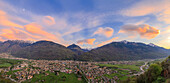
97,61,145,82
0,58,23,68
25,72,86,83
0,63,12,68
98,63,141,71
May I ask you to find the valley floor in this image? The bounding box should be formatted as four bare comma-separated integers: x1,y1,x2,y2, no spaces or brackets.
0,55,166,83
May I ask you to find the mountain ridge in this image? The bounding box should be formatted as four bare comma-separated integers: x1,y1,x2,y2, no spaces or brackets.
77,41,170,61
0,40,169,61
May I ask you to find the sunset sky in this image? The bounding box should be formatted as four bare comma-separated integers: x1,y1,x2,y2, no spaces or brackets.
0,0,170,49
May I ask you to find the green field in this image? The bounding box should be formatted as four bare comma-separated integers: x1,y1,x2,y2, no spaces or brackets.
6,69,22,75
104,69,129,81
97,63,143,82
98,64,140,71
0,63,12,68
0,72,15,83
0,58,23,68
0,58,23,64
25,72,86,83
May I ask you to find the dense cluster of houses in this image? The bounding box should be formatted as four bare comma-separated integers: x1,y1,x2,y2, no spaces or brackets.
31,60,120,83
2,62,40,82
1,59,142,83
13,68,40,82
78,63,117,83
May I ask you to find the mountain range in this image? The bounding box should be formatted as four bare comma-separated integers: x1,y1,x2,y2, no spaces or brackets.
0,40,169,61
77,40,170,61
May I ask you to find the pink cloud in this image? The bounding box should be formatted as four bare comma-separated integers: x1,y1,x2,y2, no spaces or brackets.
0,10,23,28
0,28,36,41
24,23,61,42
93,27,114,37
43,16,55,25
119,24,160,39
77,38,96,45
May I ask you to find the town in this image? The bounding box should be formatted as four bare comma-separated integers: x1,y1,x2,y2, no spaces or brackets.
0,56,148,83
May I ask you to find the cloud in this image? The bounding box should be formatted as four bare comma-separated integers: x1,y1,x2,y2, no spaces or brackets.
93,27,114,37
0,10,23,28
158,37,170,49
0,25,64,44
0,0,106,47
120,0,169,16
120,0,170,24
43,16,55,25
0,2,66,45
97,37,118,47
160,26,170,35
157,26,170,49
0,8,65,44
119,24,160,39
40,15,83,36
77,38,96,45
157,9,170,24
0,1,18,13
24,23,61,42
0,28,36,41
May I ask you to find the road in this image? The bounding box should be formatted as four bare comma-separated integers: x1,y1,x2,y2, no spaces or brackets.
6,77,17,83
134,62,148,76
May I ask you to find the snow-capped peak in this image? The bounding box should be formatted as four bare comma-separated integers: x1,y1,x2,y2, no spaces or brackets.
120,40,128,44
148,43,157,47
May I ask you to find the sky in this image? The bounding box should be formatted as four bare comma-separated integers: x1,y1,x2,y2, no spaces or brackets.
0,0,170,49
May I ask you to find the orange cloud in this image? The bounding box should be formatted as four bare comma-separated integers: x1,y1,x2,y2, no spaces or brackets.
0,28,36,41
0,26,63,43
24,23,60,42
0,10,23,28
119,24,160,39
97,37,119,47
0,10,5,15
77,38,96,45
43,16,55,25
93,27,114,37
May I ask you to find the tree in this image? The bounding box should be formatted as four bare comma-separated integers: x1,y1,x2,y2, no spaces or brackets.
165,79,170,83
62,75,66,81
146,64,162,82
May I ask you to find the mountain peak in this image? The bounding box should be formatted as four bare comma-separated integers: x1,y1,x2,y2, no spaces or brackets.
4,40,33,44
120,40,128,44
33,40,55,44
148,43,158,47
67,44,81,49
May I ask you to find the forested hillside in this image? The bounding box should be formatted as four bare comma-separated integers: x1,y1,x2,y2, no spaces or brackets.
11,41,76,60
0,40,169,61
125,56,170,83
77,41,170,61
